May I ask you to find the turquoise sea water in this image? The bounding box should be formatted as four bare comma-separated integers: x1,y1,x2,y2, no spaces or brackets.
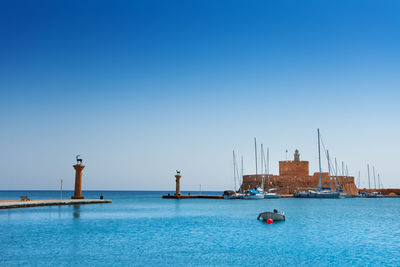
1,190,399,266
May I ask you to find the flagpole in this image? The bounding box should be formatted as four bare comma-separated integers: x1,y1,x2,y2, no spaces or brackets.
60,178,63,200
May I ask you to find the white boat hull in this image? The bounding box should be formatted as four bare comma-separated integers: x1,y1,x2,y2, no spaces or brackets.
224,193,243,199
264,193,281,199
294,191,341,198
243,194,264,199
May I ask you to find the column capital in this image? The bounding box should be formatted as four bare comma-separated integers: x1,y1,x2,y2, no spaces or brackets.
73,164,85,171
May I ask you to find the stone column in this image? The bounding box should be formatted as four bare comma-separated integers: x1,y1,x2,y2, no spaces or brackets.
72,164,85,199
175,173,182,196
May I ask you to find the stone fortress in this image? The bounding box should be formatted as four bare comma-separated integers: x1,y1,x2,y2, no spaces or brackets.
240,149,358,195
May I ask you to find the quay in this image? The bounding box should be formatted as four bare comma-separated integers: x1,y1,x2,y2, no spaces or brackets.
0,199,112,210
162,194,223,199
163,171,295,199
162,194,293,199
280,194,294,198
0,156,113,210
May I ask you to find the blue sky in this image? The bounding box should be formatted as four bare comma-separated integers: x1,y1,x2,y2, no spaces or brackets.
0,0,399,190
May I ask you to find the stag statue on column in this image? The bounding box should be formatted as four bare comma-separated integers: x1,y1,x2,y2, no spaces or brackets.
76,155,83,165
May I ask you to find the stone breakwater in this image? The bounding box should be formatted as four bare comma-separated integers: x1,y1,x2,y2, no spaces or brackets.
162,194,223,199
0,199,112,209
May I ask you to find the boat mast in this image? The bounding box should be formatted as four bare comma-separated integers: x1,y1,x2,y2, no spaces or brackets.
373,166,376,190
327,150,332,190
267,147,270,191
378,173,381,190
317,129,322,190
260,144,263,174
367,164,371,190
357,171,361,188
260,144,264,191
232,150,237,191
342,161,346,191
335,158,340,190
235,154,240,193
240,156,243,193
346,165,349,184
262,145,268,190
254,137,258,189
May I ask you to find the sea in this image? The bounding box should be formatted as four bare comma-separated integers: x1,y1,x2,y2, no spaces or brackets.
1,190,399,266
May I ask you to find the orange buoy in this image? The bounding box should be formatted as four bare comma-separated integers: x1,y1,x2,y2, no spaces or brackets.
267,218,273,224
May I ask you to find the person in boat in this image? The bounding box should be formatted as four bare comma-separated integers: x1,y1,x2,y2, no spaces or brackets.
273,209,278,213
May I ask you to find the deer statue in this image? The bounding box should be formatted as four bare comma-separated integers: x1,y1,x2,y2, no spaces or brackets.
76,155,83,165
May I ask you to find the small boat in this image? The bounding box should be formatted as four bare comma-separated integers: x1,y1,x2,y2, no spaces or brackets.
223,190,243,199
339,192,354,198
264,188,281,199
294,190,341,198
224,151,244,199
355,191,384,198
264,192,281,199
243,187,265,199
257,209,285,221
365,191,384,198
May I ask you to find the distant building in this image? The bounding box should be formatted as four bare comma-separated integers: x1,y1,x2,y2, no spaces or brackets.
241,150,358,195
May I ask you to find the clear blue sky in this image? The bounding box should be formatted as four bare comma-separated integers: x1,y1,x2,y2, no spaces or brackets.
0,0,399,190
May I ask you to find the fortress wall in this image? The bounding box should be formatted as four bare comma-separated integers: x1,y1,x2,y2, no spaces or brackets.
279,161,309,176
241,173,358,195
240,153,358,195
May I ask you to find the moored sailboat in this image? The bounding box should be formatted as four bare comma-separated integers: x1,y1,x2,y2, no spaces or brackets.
263,146,281,199
224,150,243,199
243,138,265,199
294,129,341,199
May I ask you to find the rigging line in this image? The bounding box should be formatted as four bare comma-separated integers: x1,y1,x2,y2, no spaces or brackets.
321,135,341,189
260,144,264,175
232,150,237,191
240,156,244,193
260,143,265,190
262,145,268,190
267,147,270,189
235,154,240,192
254,137,258,185
320,135,331,162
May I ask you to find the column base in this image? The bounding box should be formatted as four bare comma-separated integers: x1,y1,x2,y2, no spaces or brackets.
71,196,84,199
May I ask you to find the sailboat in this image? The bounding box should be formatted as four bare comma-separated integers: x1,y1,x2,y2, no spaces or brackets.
224,150,244,199
243,138,265,199
294,129,341,198
263,146,281,199
363,166,384,198
264,188,281,199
